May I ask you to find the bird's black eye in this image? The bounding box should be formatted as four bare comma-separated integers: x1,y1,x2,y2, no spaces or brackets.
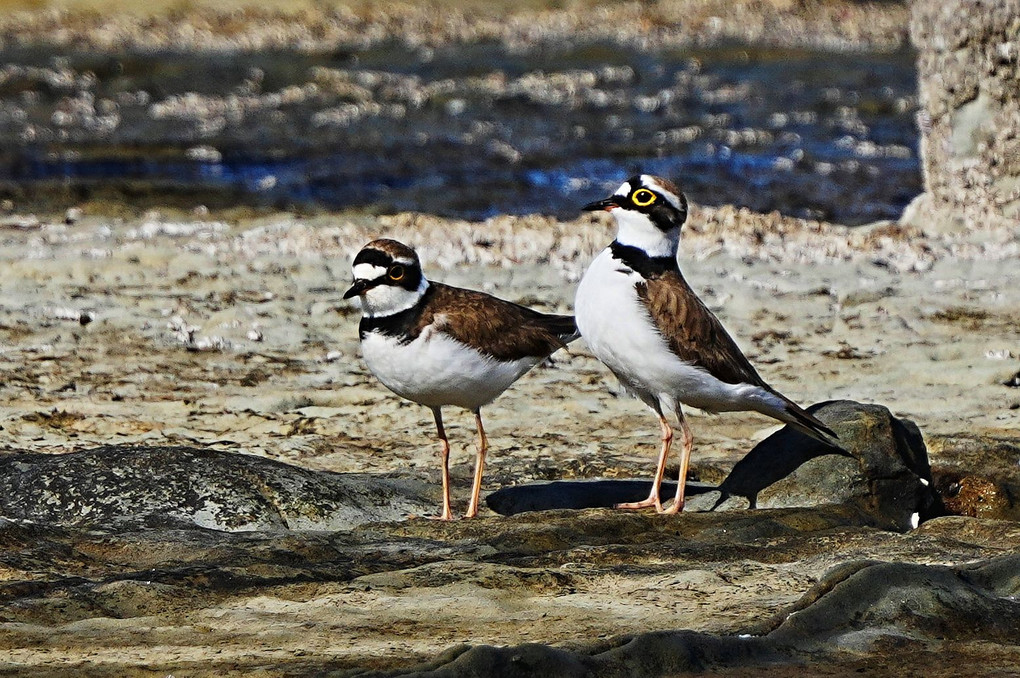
388,264,405,281
632,188,656,207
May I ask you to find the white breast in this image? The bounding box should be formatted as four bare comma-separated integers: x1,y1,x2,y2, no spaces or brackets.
360,328,542,411
575,248,759,415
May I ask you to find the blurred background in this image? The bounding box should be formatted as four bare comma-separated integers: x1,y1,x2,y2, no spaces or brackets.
0,0,919,224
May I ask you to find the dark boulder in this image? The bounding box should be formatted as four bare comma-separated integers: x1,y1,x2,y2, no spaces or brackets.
706,400,942,531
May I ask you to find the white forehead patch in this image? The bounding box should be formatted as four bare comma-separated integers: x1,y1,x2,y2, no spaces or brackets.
353,263,387,281
613,180,634,198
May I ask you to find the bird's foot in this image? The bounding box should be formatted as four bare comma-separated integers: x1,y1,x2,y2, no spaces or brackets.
614,497,663,511
658,500,684,515
464,500,483,519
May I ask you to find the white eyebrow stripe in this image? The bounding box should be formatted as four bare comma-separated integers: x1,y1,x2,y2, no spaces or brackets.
643,176,682,209
643,176,663,191
353,263,388,280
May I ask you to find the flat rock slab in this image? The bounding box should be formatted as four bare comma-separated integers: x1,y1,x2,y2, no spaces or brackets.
0,434,1014,675
397,555,1020,678
2,498,1020,676
0,445,436,531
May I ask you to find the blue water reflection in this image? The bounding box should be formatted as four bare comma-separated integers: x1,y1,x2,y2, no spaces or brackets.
0,43,920,224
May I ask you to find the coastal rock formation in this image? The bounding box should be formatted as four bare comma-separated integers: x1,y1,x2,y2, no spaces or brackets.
404,554,1020,678
2,481,1019,675
906,0,1020,231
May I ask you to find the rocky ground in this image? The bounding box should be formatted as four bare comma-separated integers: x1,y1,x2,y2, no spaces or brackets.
1,205,1018,675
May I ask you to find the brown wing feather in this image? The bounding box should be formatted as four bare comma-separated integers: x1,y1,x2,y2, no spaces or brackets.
638,273,840,444
637,272,767,387
412,283,576,361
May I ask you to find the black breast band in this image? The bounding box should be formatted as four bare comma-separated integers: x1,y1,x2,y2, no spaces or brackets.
609,241,677,278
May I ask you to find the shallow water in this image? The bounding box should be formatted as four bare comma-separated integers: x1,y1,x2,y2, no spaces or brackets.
0,42,919,223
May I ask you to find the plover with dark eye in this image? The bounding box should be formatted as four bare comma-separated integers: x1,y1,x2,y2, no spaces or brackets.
345,238,578,520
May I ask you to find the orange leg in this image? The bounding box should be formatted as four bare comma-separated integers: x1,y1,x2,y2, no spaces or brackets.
432,407,454,520
615,413,673,512
465,409,489,518
661,412,693,515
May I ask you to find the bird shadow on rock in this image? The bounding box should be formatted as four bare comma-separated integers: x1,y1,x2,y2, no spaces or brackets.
489,400,943,532
710,399,858,510
486,479,716,516
711,399,943,531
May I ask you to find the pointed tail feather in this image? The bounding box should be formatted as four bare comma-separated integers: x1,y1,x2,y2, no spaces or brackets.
544,313,581,345
758,388,843,450
781,399,843,450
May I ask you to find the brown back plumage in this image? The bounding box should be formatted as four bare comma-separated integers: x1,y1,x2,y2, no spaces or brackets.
637,271,839,442
412,283,577,361
637,271,767,388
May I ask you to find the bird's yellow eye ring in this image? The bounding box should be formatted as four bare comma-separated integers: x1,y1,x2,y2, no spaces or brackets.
632,188,656,207
388,264,405,281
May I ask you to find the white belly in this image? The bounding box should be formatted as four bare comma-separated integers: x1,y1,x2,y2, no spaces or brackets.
575,248,754,414
360,329,541,411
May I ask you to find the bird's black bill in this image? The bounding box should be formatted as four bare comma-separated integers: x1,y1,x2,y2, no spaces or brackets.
582,197,621,212
343,278,379,299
